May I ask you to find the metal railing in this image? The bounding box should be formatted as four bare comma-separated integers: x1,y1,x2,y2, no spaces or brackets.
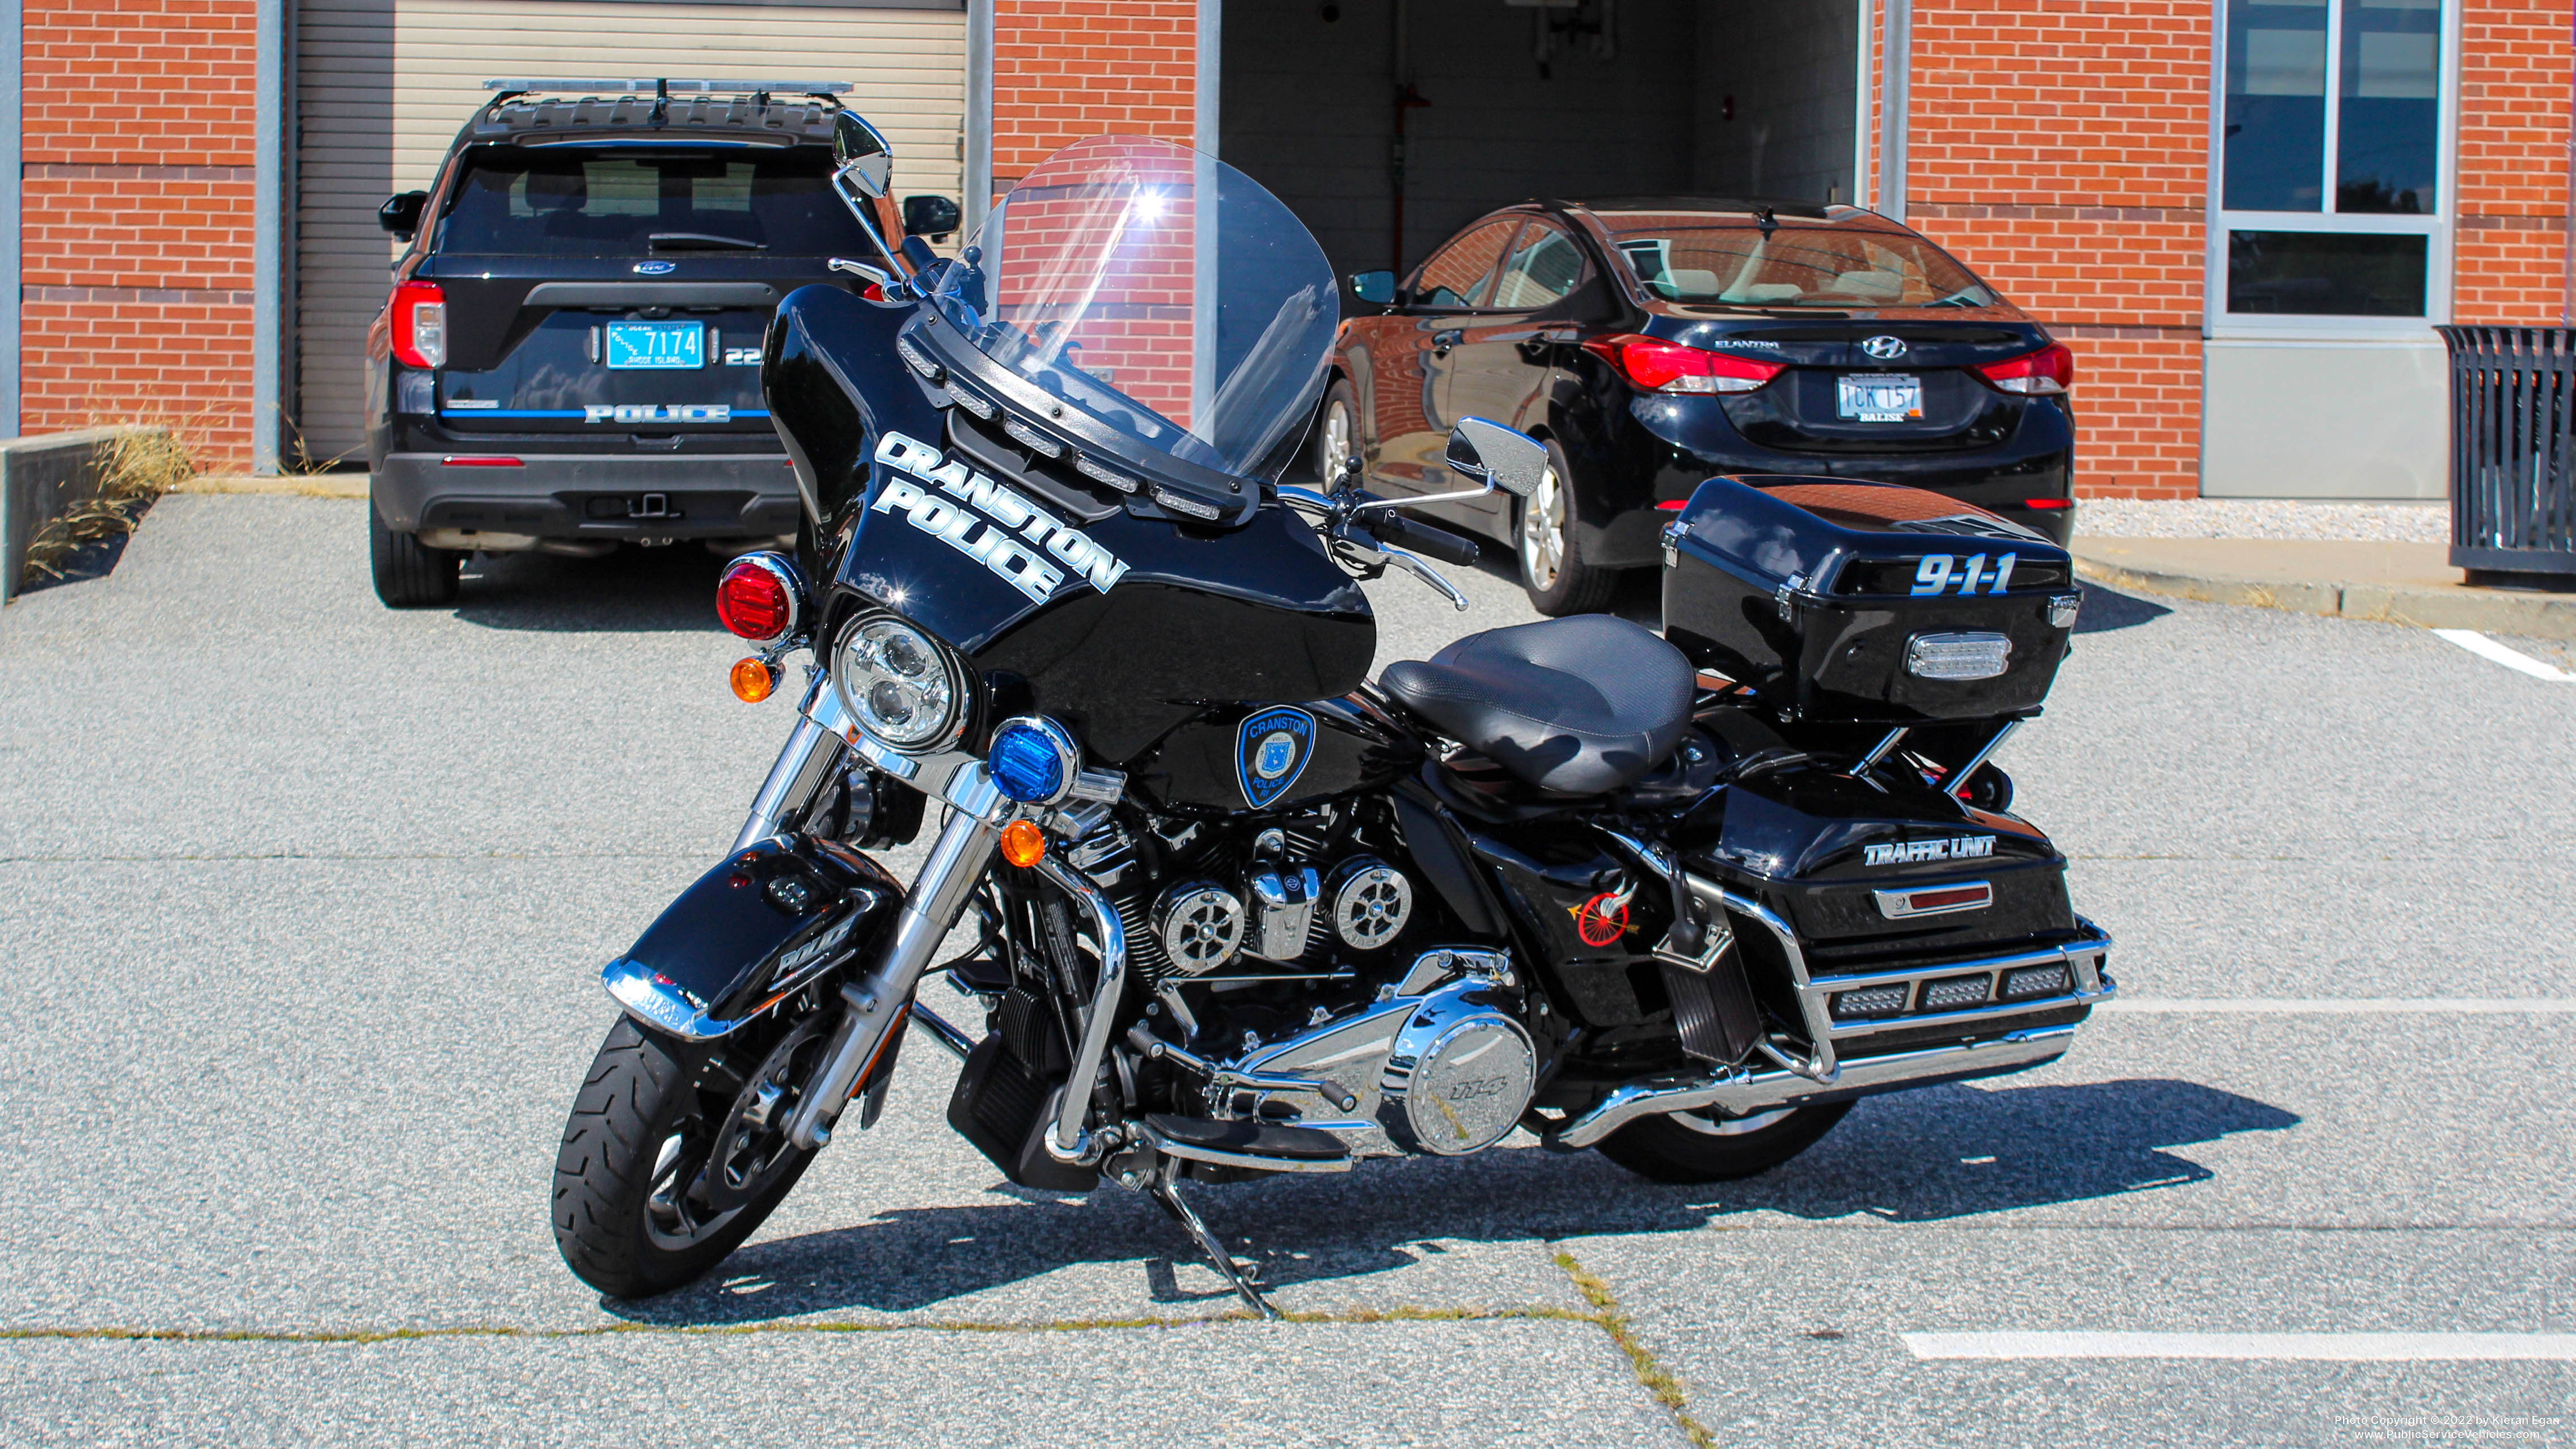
2436,326,2576,588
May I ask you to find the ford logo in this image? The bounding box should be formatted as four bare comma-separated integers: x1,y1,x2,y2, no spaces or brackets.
633,261,677,275
1861,335,1907,360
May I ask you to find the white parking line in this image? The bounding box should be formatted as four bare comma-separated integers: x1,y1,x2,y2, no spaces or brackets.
2434,628,2575,681
1905,1332,2576,1362
2100,998,2576,1014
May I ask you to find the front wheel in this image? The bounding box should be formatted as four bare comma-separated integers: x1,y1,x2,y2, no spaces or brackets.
1313,376,1360,483
1593,1100,1854,1184
552,1012,827,1298
1517,441,1618,616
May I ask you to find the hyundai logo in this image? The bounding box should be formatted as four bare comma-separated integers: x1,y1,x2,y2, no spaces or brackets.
1861,335,1908,360
633,261,677,275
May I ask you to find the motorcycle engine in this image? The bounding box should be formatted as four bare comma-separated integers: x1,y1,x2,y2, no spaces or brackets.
1063,802,1536,1163
1069,806,1416,982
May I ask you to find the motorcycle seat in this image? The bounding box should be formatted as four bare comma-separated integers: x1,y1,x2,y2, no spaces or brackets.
1378,615,1696,796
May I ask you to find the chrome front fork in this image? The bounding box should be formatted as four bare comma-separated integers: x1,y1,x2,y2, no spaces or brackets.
782,763,1009,1151
731,694,847,855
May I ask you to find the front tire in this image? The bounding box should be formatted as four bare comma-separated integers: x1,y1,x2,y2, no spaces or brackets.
369,506,460,609
1313,377,1361,484
552,1013,824,1299
1594,1100,1854,1184
1517,441,1618,616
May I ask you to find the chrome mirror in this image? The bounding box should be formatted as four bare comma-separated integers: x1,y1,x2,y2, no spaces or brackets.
832,112,894,198
1444,417,1545,499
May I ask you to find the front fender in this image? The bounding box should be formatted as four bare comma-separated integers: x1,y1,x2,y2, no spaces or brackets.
602,835,904,1041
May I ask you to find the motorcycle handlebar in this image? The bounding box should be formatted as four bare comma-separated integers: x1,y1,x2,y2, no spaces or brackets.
1371,512,1480,568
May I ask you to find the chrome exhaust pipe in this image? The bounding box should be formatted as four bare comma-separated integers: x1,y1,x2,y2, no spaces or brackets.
1547,1024,2082,1150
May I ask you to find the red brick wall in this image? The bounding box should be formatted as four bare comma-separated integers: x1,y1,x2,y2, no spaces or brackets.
1900,0,2212,499
2454,0,2574,324
19,0,261,468
991,0,1197,191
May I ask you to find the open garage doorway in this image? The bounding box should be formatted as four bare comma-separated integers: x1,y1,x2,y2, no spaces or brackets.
1221,0,1865,288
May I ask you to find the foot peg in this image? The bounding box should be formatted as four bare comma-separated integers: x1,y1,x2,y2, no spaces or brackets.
1136,1113,1352,1174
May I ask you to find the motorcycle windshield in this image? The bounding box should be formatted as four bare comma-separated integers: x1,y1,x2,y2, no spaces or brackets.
927,136,1337,480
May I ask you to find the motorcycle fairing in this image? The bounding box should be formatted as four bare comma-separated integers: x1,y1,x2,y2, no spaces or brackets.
765,282,931,527
602,835,903,1041
769,280,1377,765
1128,695,1419,813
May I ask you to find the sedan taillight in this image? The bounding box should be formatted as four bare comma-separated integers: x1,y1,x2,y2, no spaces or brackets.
1975,343,2074,395
1583,333,1786,395
390,280,446,369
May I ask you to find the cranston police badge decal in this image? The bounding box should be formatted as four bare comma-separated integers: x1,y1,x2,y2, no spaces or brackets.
1235,706,1317,810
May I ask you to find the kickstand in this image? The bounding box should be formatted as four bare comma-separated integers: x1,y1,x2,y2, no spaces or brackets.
1145,1162,1280,1320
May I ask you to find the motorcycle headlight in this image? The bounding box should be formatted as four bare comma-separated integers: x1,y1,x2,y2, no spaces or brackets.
833,614,967,753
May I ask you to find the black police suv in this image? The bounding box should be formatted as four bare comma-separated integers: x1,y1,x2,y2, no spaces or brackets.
1325,199,2076,615
364,79,957,607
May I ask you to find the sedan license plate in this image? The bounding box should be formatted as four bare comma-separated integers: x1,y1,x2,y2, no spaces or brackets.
604,320,705,370
1838,372,1922,422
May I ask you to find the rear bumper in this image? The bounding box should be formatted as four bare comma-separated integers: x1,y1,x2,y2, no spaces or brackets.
371,452,804,540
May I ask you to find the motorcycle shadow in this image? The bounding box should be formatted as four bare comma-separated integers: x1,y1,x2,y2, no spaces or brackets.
601,1075,2295,1325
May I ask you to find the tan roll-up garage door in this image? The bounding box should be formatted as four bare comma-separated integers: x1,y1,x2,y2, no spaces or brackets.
293,0,966,464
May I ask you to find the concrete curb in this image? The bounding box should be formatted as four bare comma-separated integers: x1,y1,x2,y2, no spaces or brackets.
2,425,167,606
2074,555,2576,641
170,474,367,499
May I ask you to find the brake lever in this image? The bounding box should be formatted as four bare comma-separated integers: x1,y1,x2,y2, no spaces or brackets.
1378,544,1470,612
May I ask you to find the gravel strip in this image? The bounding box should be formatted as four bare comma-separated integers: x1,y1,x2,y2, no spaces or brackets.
2075,498,2446,542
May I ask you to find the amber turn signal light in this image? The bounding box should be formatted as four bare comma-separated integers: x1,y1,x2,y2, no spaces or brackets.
999,818,1047,868
730,657,776,703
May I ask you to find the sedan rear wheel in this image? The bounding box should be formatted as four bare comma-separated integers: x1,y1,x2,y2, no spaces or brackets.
1594,1100,1854,1184
1517,442,1617,615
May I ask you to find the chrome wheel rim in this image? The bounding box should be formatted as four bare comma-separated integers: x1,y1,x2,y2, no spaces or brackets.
1520,462,1567,590
1321,399,1354,478
1670,1106,1796,1137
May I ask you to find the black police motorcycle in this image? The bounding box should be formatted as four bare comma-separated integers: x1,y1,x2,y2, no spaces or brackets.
552,128,2117,1313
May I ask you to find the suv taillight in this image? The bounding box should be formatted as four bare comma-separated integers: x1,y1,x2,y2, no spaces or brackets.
1975,343,2074,395
391,280,446,369
1582,333,1785,395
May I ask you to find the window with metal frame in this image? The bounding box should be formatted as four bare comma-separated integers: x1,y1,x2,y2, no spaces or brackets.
1411,219,1522,310
1489,221,1592,310
2211,0,2450,327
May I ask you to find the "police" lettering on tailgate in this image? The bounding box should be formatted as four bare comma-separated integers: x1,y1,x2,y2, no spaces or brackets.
869,430,1131,603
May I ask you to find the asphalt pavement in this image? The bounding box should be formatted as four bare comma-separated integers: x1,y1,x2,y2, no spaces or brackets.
1,495,2570,1446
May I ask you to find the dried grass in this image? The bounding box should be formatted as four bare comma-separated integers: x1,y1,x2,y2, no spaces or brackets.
17,425,197,583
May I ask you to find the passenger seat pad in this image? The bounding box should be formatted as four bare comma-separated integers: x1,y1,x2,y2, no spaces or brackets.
1378,615,1695,795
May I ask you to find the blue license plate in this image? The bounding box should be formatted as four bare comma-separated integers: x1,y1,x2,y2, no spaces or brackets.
604,321,704,370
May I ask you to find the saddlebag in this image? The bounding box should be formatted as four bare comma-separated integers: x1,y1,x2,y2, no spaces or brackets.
1660,475,2082,724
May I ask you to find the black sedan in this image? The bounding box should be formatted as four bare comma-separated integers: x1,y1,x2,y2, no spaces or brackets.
1322,198,2076,614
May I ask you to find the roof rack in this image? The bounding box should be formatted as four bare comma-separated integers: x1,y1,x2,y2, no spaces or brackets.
484,78,852,95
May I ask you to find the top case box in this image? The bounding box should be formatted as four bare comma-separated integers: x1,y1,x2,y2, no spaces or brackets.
1659,475,2082,725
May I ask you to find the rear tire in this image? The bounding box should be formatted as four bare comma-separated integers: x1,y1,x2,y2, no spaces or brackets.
1517,441,1618,616
370,506,460,608
552,1015,822,1299
1594,1100,1854,1184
